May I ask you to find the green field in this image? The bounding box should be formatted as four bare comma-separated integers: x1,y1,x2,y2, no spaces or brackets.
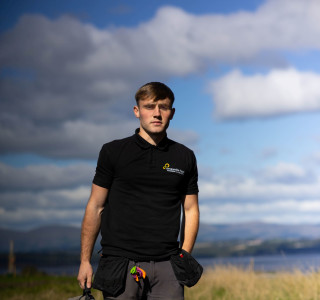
2,265,320,300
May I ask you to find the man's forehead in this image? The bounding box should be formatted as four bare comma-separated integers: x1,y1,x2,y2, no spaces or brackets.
140,97,171,104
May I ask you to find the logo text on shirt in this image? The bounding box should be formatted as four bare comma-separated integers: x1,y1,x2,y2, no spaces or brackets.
163,163,185,175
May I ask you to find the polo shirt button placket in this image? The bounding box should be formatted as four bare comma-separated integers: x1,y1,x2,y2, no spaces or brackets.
150,146,156,169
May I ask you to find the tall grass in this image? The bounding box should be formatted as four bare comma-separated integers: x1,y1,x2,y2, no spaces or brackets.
185,264,320,300
0,273,104,300
2,265,320,299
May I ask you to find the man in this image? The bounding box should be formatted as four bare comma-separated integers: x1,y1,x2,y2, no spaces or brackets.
77,82,200,299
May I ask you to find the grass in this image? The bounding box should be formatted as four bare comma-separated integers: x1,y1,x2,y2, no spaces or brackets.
0,272,104,300
2,264,320,300
185,264,320,300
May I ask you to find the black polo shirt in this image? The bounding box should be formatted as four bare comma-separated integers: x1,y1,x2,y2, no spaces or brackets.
93,129,199,260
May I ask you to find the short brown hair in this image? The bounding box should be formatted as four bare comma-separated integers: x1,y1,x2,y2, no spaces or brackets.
135,82,175,105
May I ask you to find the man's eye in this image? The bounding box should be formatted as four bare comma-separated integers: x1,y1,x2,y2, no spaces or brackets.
159,105,170,111
145,105,155,109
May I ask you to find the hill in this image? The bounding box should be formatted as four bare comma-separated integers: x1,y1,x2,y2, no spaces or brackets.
198,222,320,242
2,222,320,253
0,225,84,253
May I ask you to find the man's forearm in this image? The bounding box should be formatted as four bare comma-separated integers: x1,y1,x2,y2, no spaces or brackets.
181,206,199,253
80,202,102,262
78,184,107,289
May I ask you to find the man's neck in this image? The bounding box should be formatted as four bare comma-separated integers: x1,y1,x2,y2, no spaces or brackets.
138,128,166,146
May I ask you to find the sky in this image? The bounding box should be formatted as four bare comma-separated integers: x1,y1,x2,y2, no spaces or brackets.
0,0,320,230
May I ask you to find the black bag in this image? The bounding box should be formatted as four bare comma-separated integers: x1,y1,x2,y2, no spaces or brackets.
68,284,95,300
92,255,129,297
170,249,203,287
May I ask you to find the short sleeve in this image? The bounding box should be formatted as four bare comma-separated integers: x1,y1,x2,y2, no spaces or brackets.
92,144,114,189
185,152,199,195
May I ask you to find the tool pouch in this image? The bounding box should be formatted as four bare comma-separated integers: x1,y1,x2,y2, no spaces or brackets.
92,255,129,297
170,249,203,287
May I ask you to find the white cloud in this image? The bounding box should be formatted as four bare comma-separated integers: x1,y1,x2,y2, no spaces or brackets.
0,117,197,158
0,116,138,159
200,175,320,201
144,0,320,68
0,186,91,210
199,162,320,204
198,161,320,223
256,162,316,184
1,0,320,157
0,207,85,229
1,0,320,229
208,68,320,120
0,162,94,190
200,199,320,224
1,158,319,228
0,186,91,229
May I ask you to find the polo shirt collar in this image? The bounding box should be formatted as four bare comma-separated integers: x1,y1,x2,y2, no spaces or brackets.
134,128,169,150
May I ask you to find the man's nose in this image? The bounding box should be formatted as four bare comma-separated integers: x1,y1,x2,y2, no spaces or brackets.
153,105,161,116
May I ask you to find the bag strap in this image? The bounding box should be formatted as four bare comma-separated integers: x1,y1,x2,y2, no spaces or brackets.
81,283,95,300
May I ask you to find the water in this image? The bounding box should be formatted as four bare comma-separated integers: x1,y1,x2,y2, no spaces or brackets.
4,253,320,275
198,252,320,272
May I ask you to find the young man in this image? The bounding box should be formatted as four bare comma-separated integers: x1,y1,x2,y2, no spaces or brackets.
77,82,200,300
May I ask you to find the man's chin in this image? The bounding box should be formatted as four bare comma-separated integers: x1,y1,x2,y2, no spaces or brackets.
146,128,166,136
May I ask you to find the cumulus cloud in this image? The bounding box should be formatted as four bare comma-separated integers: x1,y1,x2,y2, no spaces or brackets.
0,206,86,229
208,68,320,120
199,161,320,224
1,158,319,228
0,185,91,229
200,199,320,224
0,186,91,211
256,162,316,184
0,162,95,190
200,174,320,202
200,162,320,205
1,0,320,229
0,117,138,159
143,0,320,69
1,0,320,157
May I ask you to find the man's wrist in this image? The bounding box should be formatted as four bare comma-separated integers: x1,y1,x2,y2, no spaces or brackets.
181,244,194,253
80,256,92,264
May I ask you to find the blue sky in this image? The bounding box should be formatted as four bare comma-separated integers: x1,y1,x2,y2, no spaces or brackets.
1,0,320,230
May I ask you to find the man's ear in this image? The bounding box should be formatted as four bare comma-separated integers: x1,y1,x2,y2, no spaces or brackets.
133,105,140,119
170,108,175,120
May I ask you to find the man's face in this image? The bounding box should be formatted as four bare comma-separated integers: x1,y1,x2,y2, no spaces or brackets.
134,97,175,136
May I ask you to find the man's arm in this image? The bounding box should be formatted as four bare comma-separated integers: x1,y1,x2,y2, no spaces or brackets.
77,183,108,289
180,194,199,253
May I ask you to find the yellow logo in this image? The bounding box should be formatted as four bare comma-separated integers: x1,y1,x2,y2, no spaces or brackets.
163,163,170,169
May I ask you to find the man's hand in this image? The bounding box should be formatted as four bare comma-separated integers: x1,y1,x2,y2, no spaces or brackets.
77,261,93,289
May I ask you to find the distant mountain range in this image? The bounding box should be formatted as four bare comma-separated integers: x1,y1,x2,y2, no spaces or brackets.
198,222,320,242
1,222,320,253
0,225,83,253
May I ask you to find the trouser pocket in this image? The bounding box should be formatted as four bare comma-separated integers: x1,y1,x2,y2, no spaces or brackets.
92,256,129,297
170,249,203,287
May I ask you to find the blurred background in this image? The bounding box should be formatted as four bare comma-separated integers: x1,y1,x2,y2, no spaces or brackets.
1,0,320,273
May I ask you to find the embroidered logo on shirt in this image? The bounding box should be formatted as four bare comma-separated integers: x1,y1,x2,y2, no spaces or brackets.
163,163,170,169
162,163,185,175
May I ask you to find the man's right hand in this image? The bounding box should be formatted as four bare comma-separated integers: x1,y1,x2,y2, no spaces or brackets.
77,261,93,289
